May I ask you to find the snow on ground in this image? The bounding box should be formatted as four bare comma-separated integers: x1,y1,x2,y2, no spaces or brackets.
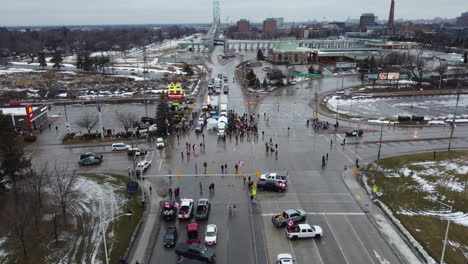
0,67,36,74
326,94,468,121
0,237,8,261
394,158,468,227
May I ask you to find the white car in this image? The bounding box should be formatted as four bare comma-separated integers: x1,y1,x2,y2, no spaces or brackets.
137,160,151,171
205,224,217,245
112,143,130,151
286,223,323,239
156,137,165,148
178,198,194,219
197,117,205,125
277,253,294,264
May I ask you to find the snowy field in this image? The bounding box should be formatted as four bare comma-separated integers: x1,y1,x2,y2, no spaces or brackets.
326,94,468,121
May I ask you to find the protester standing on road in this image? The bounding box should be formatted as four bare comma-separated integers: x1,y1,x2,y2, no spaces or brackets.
234,164,239,173
149,185,152,195
168,188,173,198
221,165,224,174
199,182,203,194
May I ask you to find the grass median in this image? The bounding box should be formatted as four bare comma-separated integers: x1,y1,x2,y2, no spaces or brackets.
368,151,468,263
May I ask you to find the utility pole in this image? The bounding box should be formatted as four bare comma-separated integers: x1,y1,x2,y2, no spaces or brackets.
435,200,453,264
96,94,105,140
335,97,340,127
314,85,318,118
448,85,461,151
377,123,384,163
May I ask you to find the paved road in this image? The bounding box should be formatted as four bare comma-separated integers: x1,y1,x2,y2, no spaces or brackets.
27,46,468,264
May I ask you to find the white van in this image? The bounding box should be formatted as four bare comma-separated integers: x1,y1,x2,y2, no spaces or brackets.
112,143,130,151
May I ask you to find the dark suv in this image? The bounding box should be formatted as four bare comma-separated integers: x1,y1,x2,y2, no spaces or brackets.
345,129,364,137
80,152,103,160
257,179,286,192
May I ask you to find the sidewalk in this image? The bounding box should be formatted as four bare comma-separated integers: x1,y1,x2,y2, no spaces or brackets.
341,168,422,264
129,180,163,264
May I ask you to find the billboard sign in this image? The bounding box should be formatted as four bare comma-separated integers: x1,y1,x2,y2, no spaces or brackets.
379,73,388,80
167,82,185,100
336,62,357,68
364,73,380,80
388,72,400,80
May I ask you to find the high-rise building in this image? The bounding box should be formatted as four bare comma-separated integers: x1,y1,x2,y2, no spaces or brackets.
271,17,284,28
237,19,250,32
387,0,395,29
360,13,376,29
263,18,277,34
457,12,468,26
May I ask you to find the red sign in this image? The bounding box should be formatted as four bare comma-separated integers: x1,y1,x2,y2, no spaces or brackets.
379,73,388,80
25,105,34,130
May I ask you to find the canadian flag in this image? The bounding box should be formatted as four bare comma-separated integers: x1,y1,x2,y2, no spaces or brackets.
174,202,180,208
237,161,245,166
288,219,294,227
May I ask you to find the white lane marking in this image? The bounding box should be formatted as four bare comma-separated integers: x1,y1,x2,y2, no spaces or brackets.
323,215,351,264
260,200,355,203
260,193,352,196
158,148,166,171
373,250,390,264
248,197,259,264
313,239,325,264
287,238,297,264
260,212,365,216
345,215,375,264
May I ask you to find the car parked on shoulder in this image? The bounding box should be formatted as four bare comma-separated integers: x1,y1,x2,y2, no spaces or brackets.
78,157,101,166
345,129,364,137
257,179,286,192
137,160,151,171
163,226,178,248
112,143,130,151
204,224,217,245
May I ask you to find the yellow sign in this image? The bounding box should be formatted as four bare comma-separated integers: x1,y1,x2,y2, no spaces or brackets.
206,171,211,175
206,175,211,179
372,186,378,193
252,189,257,195
255,171,260,178
176,172,182,176
167,82,183,94
237,171,242,175
252,184,257,189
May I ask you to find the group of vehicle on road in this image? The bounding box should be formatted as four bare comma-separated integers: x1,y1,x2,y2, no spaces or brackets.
161,197,217,263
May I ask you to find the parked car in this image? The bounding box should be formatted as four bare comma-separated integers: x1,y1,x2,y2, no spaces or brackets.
262,66,272,71
277,253,295,264
178,198,194,219
137,160,151,171
162,200,178,221
112,143,130,151
345,129,364,137
156,137,165,148
194,198,211,220
257,179,286,192
204,224,217,245
127,148,148,156
285,223,323,239
223,87,229,94
202,103,209,110
78,157,101,166
80,152,103,160
163,226,178,248
186,223,200,244
272,209,307,227
175,243,216,263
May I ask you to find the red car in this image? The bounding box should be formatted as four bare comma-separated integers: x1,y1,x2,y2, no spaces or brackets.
186,223,200,244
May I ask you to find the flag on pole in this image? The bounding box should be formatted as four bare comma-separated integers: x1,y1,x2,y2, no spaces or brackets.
237,161,245,166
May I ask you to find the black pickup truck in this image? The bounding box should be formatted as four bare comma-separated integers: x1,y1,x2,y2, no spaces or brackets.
175,243,216,263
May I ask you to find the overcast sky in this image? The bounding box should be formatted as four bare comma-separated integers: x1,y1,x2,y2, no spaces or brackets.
0,0,466,26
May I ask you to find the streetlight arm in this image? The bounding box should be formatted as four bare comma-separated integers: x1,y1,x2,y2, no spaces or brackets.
101,213,132,226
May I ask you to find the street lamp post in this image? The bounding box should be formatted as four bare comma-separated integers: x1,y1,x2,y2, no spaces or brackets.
435,200,453,264
448,86,461,151
335,97,340,128
96,95,105,140
101,213,132,264
377,123,384,163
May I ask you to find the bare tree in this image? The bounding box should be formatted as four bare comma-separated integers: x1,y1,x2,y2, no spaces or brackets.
48,166,78,225
435,62,448,89
406,50,430,87
116,112,137,132
76,113,98,134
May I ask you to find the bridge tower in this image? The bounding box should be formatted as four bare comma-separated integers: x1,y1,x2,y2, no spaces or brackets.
213,0,220,27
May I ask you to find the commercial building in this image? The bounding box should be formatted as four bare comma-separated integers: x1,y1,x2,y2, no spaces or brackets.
457,12,468,26
263,18,277,35
271,17,284,28
360,13,376,30
267,43,317,64
0,103,49,131
237,19,249,32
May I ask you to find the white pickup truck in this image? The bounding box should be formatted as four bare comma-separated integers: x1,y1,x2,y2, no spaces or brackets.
285,224,323,239
260,172,288,184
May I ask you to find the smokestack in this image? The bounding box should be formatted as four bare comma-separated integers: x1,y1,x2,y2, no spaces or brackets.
387,0,395,29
